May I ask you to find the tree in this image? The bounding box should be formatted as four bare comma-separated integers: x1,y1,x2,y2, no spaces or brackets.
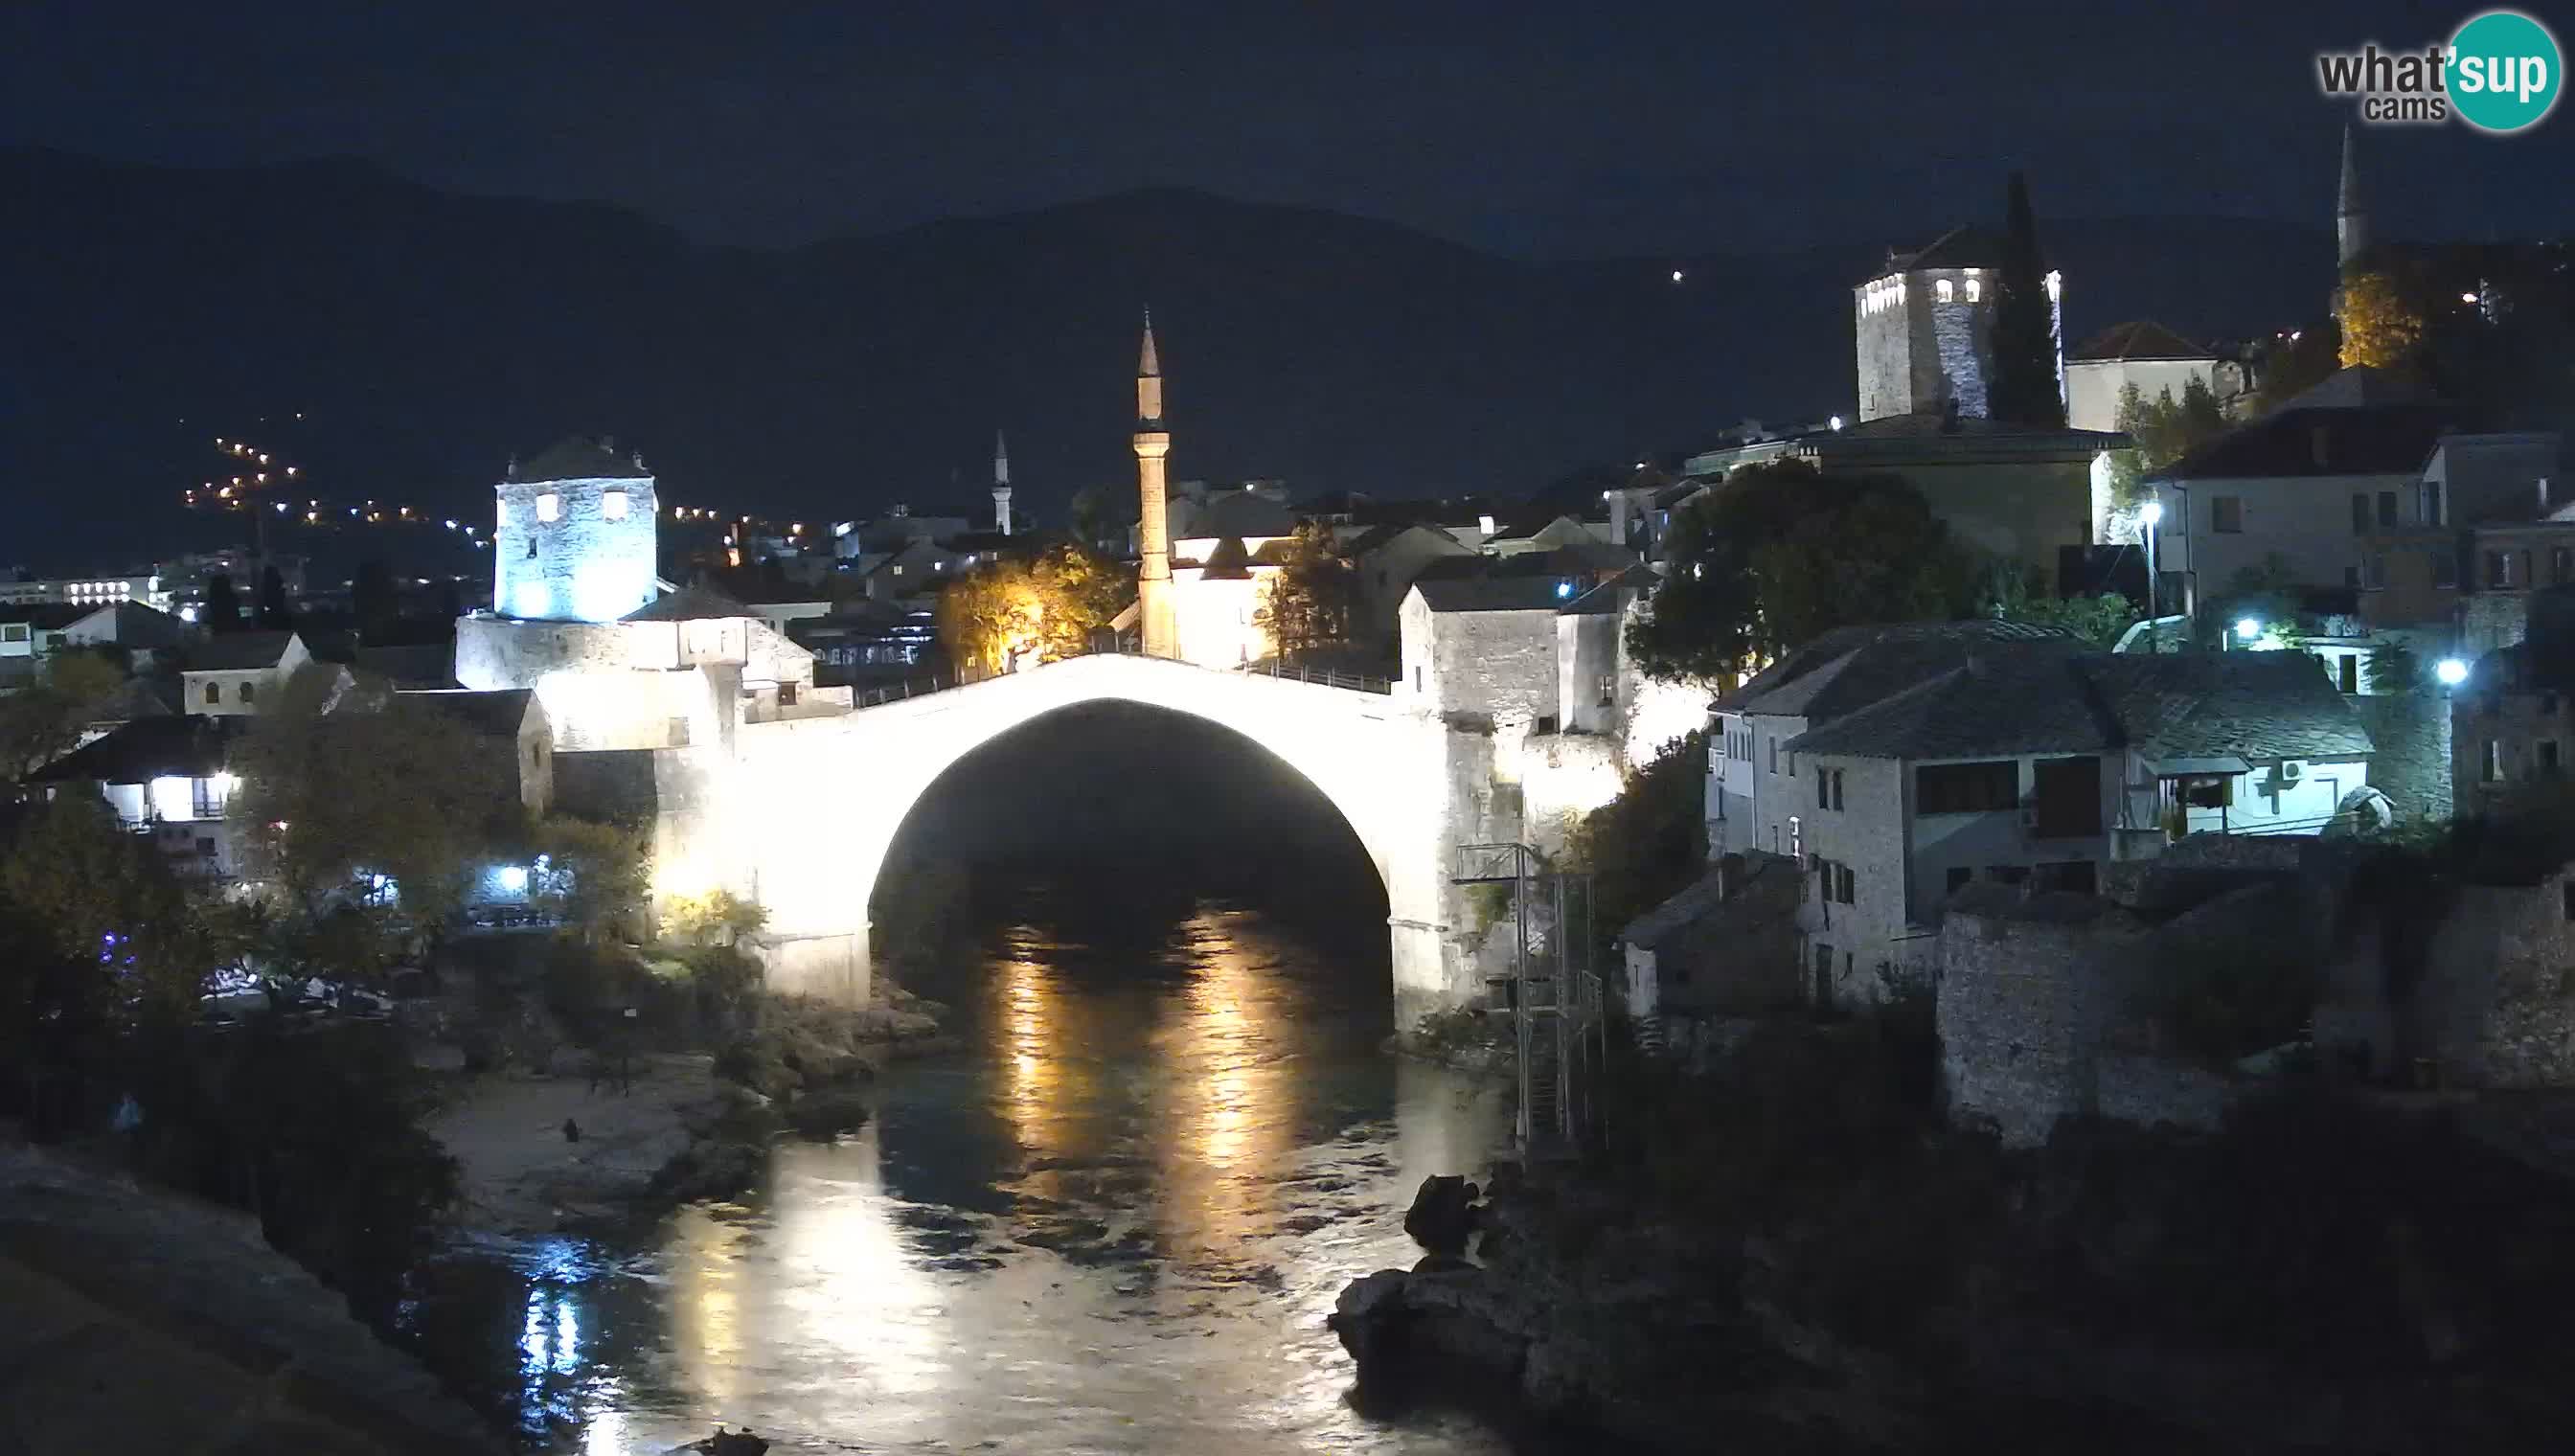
1988,171,2065,428
659,888,767,947
2104,376,2231,511
934,540,1126,674
1629,461,1957,682
532,815,651,944
1256,521,1355,665
2338,268,2427,371
2252,319,2343,415
1560,733,1708,963
353,557,399,645
1981,571,2140,648
0,648,125,792
256,564,290,628
233,665,509,964
202,573,241,632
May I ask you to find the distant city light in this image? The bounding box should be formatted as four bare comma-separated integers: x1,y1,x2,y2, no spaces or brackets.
1829,415,1845,432
2235,617,2262,641
1556,580,1574,599
1670,268,1684,284
2461,291,2480,305
2435,657,2470,686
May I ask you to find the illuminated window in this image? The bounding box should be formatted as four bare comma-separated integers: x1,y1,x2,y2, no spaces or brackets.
602,489,628,520
1966,278,1982,303
536,492,561,522
1936,279,1954,303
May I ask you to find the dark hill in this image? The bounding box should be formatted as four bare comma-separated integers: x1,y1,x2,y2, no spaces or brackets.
1,147,2331,570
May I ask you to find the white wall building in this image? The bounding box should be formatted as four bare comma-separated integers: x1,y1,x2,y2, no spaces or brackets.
181,630,310,716
2063,321,2221,434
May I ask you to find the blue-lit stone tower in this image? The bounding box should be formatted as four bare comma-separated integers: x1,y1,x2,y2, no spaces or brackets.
493,435,660,622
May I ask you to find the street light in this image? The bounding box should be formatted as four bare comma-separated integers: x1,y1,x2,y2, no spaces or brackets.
2235,617,2262,643
2435,657,2470,687
2139,499,2164,652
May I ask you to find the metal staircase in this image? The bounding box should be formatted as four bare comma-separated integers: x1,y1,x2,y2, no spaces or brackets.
1453,843,1606,1157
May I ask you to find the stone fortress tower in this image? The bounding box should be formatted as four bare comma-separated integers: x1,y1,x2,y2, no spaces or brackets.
991,428,1014,536
492,435,660,623
1853,228,2062,422
1133,311,1178,659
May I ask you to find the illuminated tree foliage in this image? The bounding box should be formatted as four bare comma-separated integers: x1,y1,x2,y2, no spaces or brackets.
2104,375,2230,508
1629,461,1957,682
934,541,1127,674
234,664,509,938
2338,268,2427,371
1256,521,1355,665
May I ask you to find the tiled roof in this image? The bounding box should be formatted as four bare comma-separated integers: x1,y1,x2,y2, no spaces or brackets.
514,435,650,482
0,603,90,629
183,629,298,672
1414,577,1568,613
1345,522,1461,557
1622,851,1801,950
35,715,246,785
1561,564,1659,616
356,643,457,688
1196,536,1255,580
2070,321,2213,363
1785,648,2373,763
2160,403,2464,481
1718,620,2086,719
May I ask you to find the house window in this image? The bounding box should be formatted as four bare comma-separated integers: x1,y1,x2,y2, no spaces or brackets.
1812,944,1834,1007
204,681,220,705
2555,548,2572,584
2211,496,2244,534
2029,756,2103,836
2483,739,2503,784
1413,667,1423,692
2432,549,2458,588
238,681,254,705
1914,760,2019,814
2339,654,2359,694
1965,278,1982,303
2351,493,2372,535
602,489,629,521
536,492,561,522
668,717,692,748
1946,866,1973,897
778,681,798,708
2378,490,2399,529
1936,279,1954,303
1816,767,1830,808
2486,551,2512,588
2541,739,2561,776
1768,739,1778,774
2424,480,2444,525
1835,863,1855,903
1831,769,1844,809
2181,775,2233,808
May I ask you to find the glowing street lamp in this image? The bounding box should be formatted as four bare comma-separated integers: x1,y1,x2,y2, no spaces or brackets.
2435,657,2470,687
2235,616,2262,643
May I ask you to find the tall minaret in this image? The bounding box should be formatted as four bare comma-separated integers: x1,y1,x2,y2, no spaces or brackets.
2336,123,2369,269
991,428,1014,536
1133,309,1177,658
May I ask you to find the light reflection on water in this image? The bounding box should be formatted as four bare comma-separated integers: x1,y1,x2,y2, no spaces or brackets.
407,892,1518,1454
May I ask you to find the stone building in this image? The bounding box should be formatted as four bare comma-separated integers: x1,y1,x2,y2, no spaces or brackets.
2451,585,2575,810
2063,321,2224,434
1853,226,2060,424
180,630,310,716
492,436,659,625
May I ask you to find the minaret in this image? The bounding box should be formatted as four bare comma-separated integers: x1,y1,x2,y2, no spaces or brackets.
1133,309,1177,658
991,428,1014,536
2336,123,2369,269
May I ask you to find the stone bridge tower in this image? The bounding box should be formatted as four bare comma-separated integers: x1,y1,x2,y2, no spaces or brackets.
1133,312,1178,658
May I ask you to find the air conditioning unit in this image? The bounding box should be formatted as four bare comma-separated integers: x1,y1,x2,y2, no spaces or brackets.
2278,760,2304,785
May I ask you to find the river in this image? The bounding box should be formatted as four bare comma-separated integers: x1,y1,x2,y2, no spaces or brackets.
397,876,1543,1454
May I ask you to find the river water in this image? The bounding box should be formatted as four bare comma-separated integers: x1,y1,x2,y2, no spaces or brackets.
399,878,1538,1455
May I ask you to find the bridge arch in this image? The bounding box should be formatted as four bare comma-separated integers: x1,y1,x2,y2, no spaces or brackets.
721,655,1475,1030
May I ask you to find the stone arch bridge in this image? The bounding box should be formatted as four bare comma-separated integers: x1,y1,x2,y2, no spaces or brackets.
701,654,1499,1031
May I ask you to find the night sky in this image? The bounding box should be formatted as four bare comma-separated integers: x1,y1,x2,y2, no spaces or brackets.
8,0,2572,258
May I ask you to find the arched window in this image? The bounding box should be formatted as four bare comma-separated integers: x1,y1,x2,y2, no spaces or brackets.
239,682,255,705
536,492,561,522
1966,278,1982,303
1936,279,1954,303
204,681,220,705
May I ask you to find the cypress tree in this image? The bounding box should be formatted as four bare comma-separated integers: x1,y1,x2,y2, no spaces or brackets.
202,573,240,632
1989,171,2065,427
257,564,290,628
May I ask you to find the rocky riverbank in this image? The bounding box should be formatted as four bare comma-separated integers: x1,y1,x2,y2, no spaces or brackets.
0,1138,507,1455
425,986,953,1237
1333,1098,2575,1454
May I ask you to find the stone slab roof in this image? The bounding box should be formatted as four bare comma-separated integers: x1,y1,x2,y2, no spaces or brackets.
35,715,245,785
1414,577,1567,613
395,688,536,739
1622,851,1801,950
355,643,457,689
1877,224,2011,277
2070,321,2214,363
513,435,650,482
183,629,298,673
0,603,90,630
623,584,749,622
1785,648,2374,764
1717,620,2086,720
2160,402,2464,481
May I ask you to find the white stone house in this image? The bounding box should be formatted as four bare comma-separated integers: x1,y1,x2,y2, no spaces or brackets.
2062,321,2222,434
1782,648,2374,1005
181,630,310,716
34,715,253,879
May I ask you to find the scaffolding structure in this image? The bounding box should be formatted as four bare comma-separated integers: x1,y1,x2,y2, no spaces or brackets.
1453,842,1607,1154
